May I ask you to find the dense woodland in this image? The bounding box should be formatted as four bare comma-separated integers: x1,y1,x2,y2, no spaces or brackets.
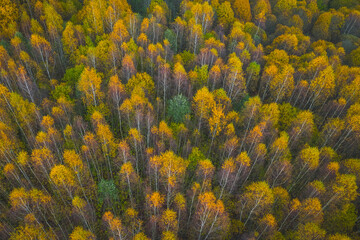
1,0,360,239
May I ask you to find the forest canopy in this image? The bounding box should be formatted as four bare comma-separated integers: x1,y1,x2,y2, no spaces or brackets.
1,0,360,239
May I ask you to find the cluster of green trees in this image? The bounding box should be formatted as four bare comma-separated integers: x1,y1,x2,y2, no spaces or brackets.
0,0,360,239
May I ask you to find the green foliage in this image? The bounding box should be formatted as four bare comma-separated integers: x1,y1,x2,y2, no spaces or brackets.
98,179,119,205
193,65,209,88
179,50,195,70
278,103,298,131
187,147,205,172
233,93,249,112
62,64,85,87
317,0,328,10
330,0,359,9
168,94,190,123
52,83,73,100
164,29,177,51
348,46,360,66
246,61,261,93
324,203,357,234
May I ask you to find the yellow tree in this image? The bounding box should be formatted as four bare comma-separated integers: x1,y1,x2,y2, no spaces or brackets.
62,22,83,63
50,164,77,198
77,67,103,107
191,2,214,34
208,103,226,154
308,66,335,109
96,123,117,178
121,54,136,81
128,128,144,175
0,0,18,38
9,188,29,213
63,149,93,202
240,181,274,226
188,23,203,54
124,207,142,238
30,34,53,79
108,74,126,137
193,87,215,133
230,151,251,193
134,232,150,240
233,0,252,22
103,211,125,240
331,174,358,204
219,158,236,199
266,132,291,175
150,151,188,207
161,231,176,240
72,195,91,230
69,226,95,240
9,92,39,145
173,62,188,95
146,191,165,238
340,76,360,104
289,110,314,149
174,193,186,229
31,147,56,177
160,209,178,233
294,223,326,240
9,213,55,240
80,0,105,36
225,53,246,100
110,19,130,49
43,2,63,48
268,64,294,103
196,159,215,192
151,120,174,152
290,147,320,191
172,17,186,50
194,191,229,239
257,214,277,239
299,198,323,224
126,72,155,97
216,2,235,30
119,161,138,205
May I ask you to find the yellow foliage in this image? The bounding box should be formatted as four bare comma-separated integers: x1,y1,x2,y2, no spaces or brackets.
208,103,226,137
50,164,76,188
299,198,323,223
29,189,51,205
235,152,251,167
174,193,186,211
160,209,178,232
243,181,274,213
9,188,28,210
134,232,150,240
64,150,84,173
260,214,277,228
77,67,103,106
299,147,320,170
332,174,358,202
193,87,215,121
162,231,177,240
31,147,54,168
150,151,188,188
3,163,15,176
17,151,29,166
69,226,95,240
147,191,164,208
72,196,86,210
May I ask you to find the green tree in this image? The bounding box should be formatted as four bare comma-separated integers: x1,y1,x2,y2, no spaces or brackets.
324,203,357,234
168,94,190,123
